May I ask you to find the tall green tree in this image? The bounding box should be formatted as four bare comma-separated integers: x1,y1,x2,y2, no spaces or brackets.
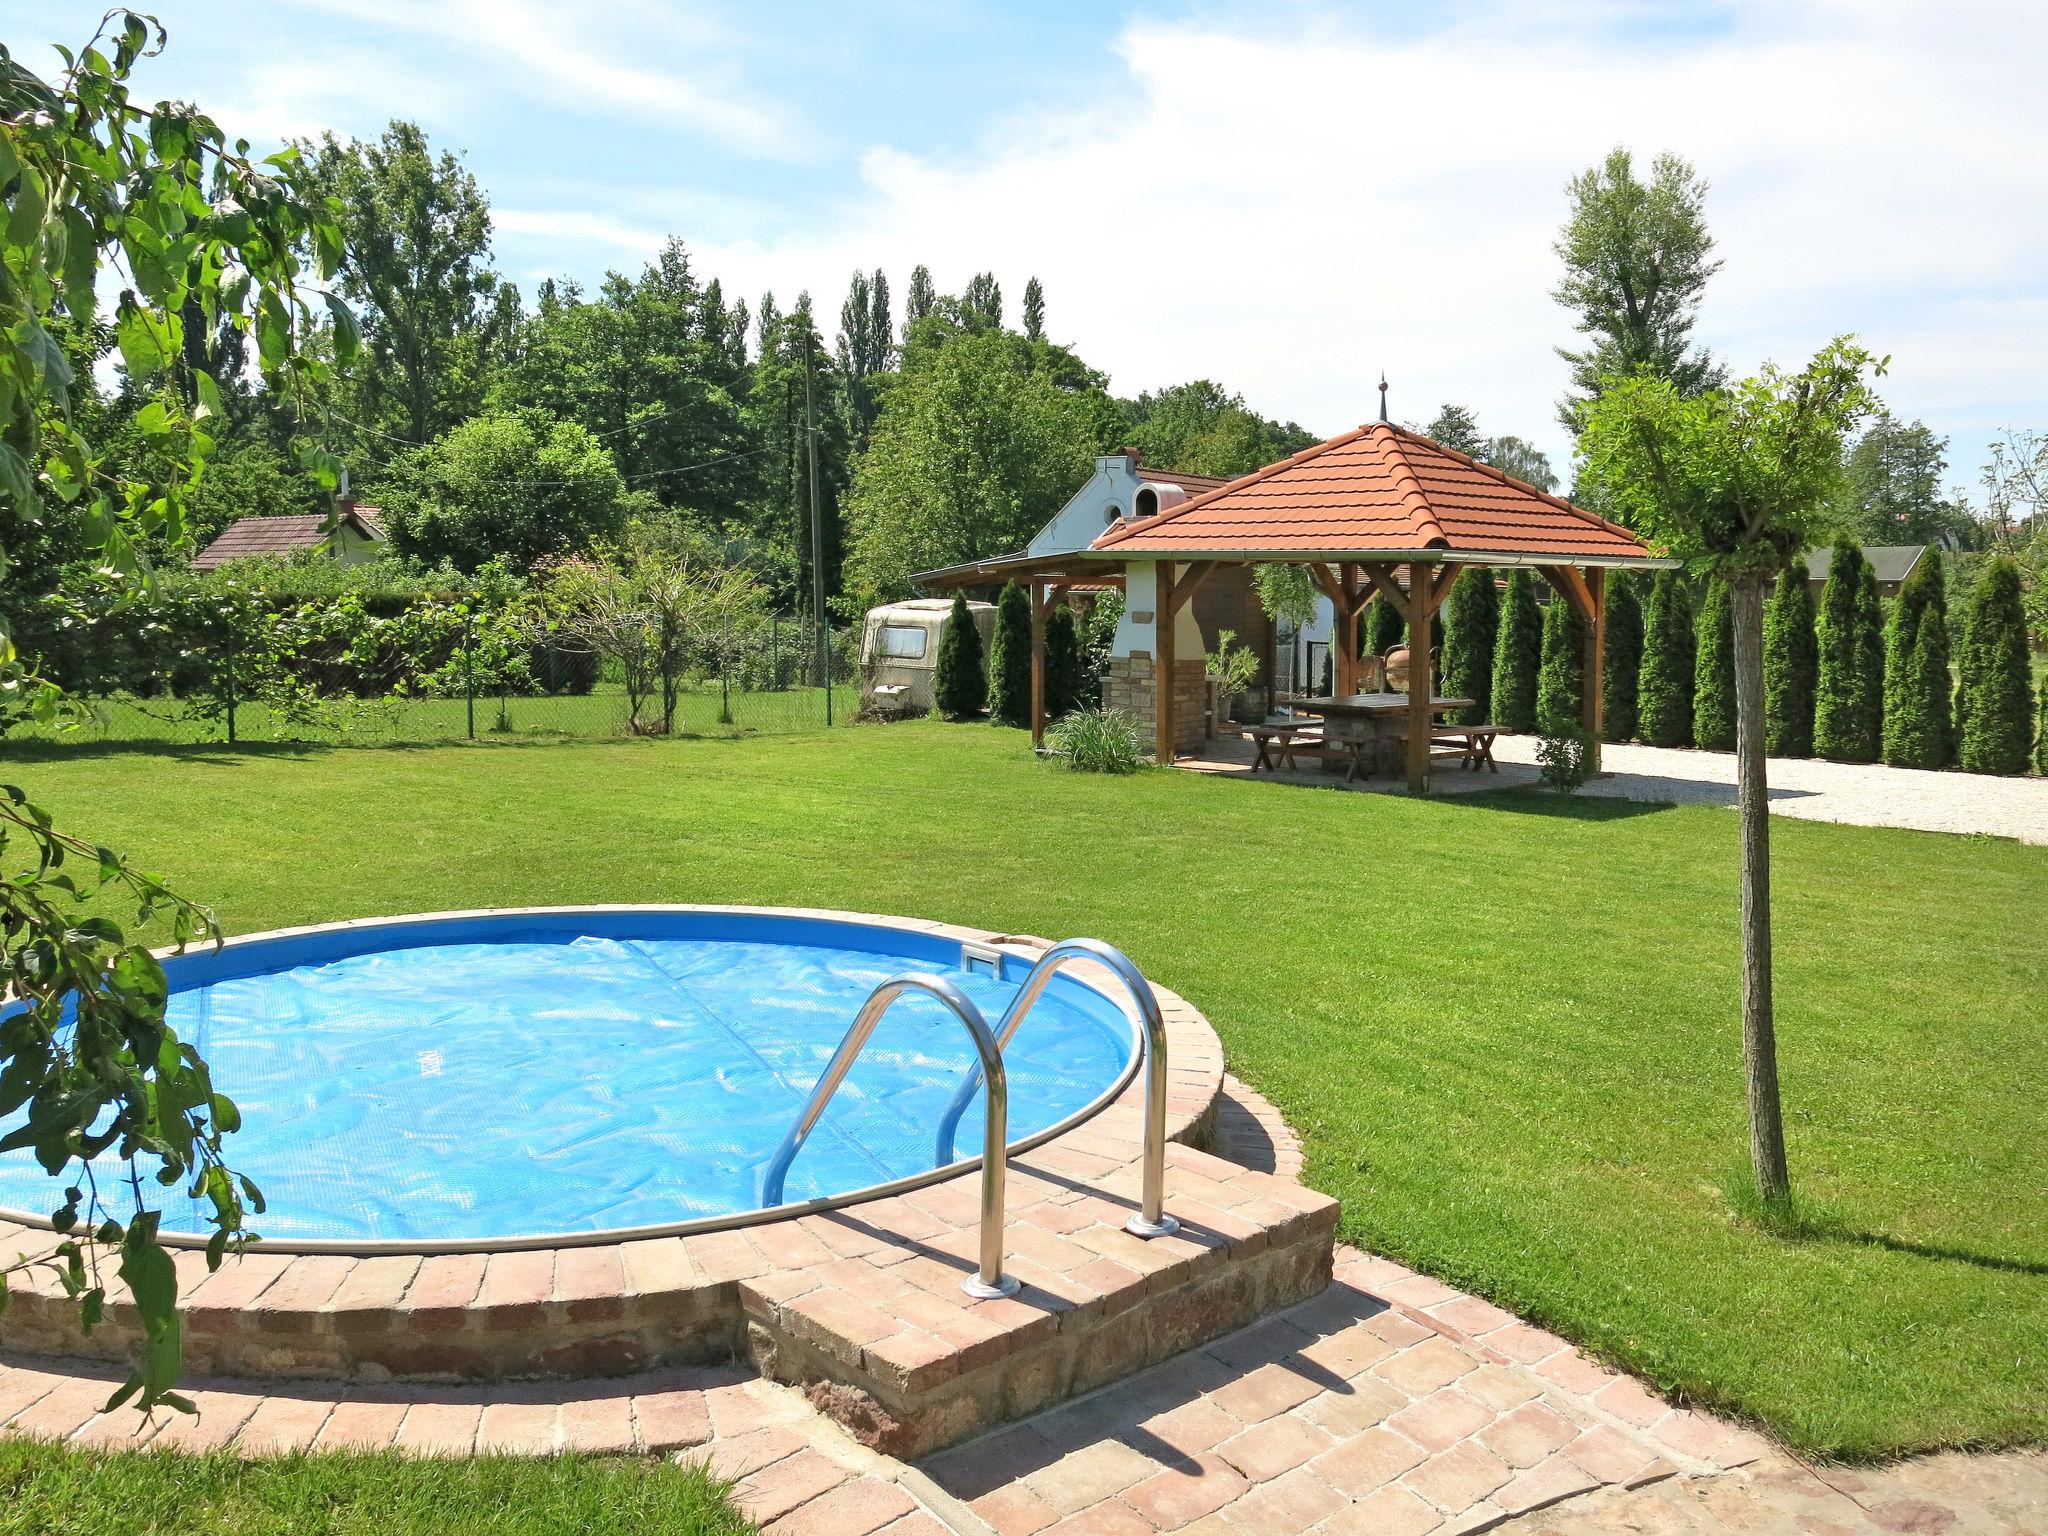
1554,148,1723,435
1880,549,1952,768
1813,543,1880,760
1693,577,1736,750
1581,338,1882,1208
1536,597,1585,735
933,592,985,719
1636,570,1695,746
1600,570,1645,742
960,271,1002,330
1044,602,1083,718
749,294,851,605
836,267,891,447
1021,277,1046,342
304,121,502,445
1119,379,1316,479
1420,404,1556,490
1954,558,2037,774
1442,568,1498,725
1763,567,1818,757
1366,592,1406,656
903,264,936,337
1425,403,1485,456
1490,570,1542,732
987,581,1033,726
1835,417,1977,550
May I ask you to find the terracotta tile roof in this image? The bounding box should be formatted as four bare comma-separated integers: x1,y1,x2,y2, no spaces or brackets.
190,509,383,570
1143,466,1235,493
1092,423,1652,562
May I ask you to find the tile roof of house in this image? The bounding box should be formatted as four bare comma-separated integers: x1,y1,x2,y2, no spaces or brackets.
190,508,383,570
1797,544,1927,586
1092,422,1654,563
1142,466,1234,493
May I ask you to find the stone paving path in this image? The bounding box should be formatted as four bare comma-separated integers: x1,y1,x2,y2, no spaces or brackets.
3,1075,2041,1536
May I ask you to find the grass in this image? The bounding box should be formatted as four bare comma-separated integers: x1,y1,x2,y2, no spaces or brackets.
0,1443,748,1535
4,722,2044,1471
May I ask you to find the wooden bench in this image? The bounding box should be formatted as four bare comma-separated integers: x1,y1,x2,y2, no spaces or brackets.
1428,724,1504,772
1245,722,1322,773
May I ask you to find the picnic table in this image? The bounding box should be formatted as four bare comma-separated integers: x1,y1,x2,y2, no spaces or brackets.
1273,693,1484,778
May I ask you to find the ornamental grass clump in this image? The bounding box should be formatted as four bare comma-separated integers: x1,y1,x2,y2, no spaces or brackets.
1636,570,1695,747
1045,707,1147,773
1764,567,1817,757
933,593,986,720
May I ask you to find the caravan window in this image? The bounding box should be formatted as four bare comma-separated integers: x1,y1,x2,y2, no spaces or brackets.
876,625,928,659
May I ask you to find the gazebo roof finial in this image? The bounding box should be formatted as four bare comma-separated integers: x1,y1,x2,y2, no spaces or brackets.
1378,373,1389,423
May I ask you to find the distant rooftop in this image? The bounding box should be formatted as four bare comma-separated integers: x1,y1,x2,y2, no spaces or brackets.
191,505,383,570
1796,545,1928,586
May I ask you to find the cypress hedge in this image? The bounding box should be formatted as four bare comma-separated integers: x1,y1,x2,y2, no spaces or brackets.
1636,569,1695,747
1955,557,2036,774
1490,569,1541,732
1881,549,1951,769
1441,568,1498,725
986,581,1032,726
1536,597,1585,736
1692,577,1736,751
933,592,986,719
1599,570,1644,743
1763,566,1817,757
1366,592,1405,657
2038,689,2048,776
1814,542,1881,761
1044,603,1082,719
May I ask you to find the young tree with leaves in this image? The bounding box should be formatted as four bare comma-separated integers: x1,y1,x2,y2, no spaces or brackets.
1582,337,1882,1208
986,580,1033,726
1763,567,1817,757
1636,570,1695,746
1599,570,1644,741
1044,602,1083,718
933,592,986,719
1880,550,1952,768
1693,578,1736,751
2,11,354,1412
1442,568,1498,725
1490,570,1542,732
1954,558,2036,774
1813,543,1880,760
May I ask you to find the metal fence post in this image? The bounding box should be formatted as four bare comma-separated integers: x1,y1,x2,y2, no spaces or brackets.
463,612,476,741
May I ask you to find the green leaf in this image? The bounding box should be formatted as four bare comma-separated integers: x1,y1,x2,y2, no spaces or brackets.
6,166,46,248
323,291,360,362
115,305,178,379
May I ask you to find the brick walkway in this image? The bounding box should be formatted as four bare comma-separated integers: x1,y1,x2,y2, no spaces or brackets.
4,1073,2041,1535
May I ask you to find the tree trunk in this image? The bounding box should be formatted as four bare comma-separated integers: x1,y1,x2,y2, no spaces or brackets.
1730,572,1790,1206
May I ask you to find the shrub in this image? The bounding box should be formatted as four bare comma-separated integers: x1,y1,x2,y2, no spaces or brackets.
1490,570,1541,732
1045,707,1146,773
1955,557,2036,774
1078,590,1123,708
933,592,986,719
1881,549,1952,769
1600,570,1644,742
1206,629,1259,695
1814,543,1880,760
1764,567,1817,757
2038,689,2048,776
986,581,1032,726
1044,604,1083,718
1693,577,1736,751
1536,597,1584,735
1537,730,1594,792
1366,592,1405,656
1442,568,1498,725
1637,570,1695,746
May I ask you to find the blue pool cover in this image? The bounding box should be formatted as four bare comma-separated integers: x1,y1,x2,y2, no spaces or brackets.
0,915,1137,1244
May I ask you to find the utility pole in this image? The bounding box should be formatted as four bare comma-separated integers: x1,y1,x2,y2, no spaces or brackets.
804,329,831,724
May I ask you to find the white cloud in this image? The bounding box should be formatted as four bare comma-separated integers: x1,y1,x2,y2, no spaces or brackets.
495,208,670,256
661,0,2048,479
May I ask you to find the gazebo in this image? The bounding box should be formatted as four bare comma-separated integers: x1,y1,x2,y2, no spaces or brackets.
917,419,1672,793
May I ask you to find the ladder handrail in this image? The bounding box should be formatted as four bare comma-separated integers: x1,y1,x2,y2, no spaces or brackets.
760,971,1019,1297
933,938,1178,1239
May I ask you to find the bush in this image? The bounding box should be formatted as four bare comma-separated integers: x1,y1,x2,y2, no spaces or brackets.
1600,570,1644,742
1442,568,1497,725
933,592,986,719
1366,593,1405,657
1490,570,1541,732
1637,570,1695,746
986,581,1032,726
1764,567,1817,757
1079,590,1123,709
1693,577,1735,751
1955,557,2036,774
1044,604,1083,718
1537,597,1584,736
1813,542,1871,758
1045,707,1146,773
1537,730,1594,792
1881,548,1952,769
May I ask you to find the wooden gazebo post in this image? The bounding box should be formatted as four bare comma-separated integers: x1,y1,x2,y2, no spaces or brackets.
1028,580,1070,749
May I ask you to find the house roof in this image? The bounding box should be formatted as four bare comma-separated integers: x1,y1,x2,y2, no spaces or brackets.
1797,544,1927,586
1092,422,1658,564
191,508,383,570
1139,467,1233,493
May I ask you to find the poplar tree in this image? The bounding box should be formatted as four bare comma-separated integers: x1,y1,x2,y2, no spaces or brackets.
1490,570,1542,732
1814,544,1879,761
1955,558,2037,774
1880,550,1952,769
933,592,985,719
903,265,936,337
986,581,1032,726
1600,570,1644,742
1442,568,1499,725
1693,578,1736,751
1636,570,1695,747
1021,277,1046,341
1763,567,1817,757
960,272,1002,330
1044,603,1083,718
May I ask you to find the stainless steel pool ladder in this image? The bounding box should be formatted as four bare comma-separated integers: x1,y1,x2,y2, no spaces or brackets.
759,972,1021,1297
933,938,1177,1241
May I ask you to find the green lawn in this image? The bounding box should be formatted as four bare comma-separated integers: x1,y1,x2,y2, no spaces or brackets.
5,723,2044,1472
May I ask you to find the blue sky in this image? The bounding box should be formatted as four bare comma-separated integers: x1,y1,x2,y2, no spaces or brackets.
14,1,2048,493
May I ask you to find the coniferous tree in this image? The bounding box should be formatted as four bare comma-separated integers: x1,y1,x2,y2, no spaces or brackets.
1366,592,1406,657
1490,570,1542,732
1536,598,1585,735
1044,602,1083,718
1442,568,1498,724
1855,563,1887,759
2037,690,2048,776
987,580,1032,726
1881,549,1952,768
1021,277,1046,342
1763,567,1817,757
933,592,985,720
1814,543,1878,761
1693,577,1736,751
1955,558,2036,774
1600,570,1644,741
1636,570,1696,746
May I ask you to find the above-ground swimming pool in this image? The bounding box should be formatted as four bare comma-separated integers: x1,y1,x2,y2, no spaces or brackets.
0,908,1141,1251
